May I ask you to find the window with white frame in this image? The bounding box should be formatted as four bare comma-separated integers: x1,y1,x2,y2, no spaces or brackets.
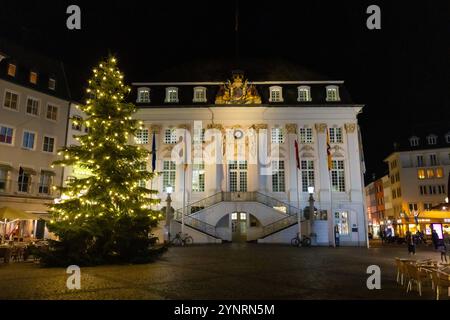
326,85,340,101
0,126,14,144
48,78,56,90
43,136,55,153
416,155,424,167
429,154,438,166
135,128,149,144
269,86,283,102
7,64,16,77
297,86,311,102
446,133,450,144
0,168,7,191
71,116,82,131
427,134,437,145
38,171,52,194
164,128,178,144
162,160,176,192
22,131,36,150
26,97,40,116
29,72,38,84
165,87,179,103
138,163,147,188
4,90,19,110
329,127,343,143
46,104,58,121
193,127,205,144
192,162,205,192
331,160,345,192
299,127,313,144
335,211,350,235
271,127,285,144
193,87,207,103
137,87,150,103
301,160,315,192
272,160,285,192
409,136,419,147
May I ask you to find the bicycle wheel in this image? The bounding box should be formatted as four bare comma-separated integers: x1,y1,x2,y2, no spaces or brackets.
291,237,300,247
184,236,193,245
172,237,182,246
302,237,311,247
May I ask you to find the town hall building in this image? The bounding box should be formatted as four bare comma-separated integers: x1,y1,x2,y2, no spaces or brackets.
130,61,368,246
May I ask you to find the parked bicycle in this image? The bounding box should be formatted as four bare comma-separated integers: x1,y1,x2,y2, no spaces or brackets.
171,232,194,246
291,232,311,247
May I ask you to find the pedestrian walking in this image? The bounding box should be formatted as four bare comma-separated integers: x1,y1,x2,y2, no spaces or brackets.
437,240,448,263
432,229,439,249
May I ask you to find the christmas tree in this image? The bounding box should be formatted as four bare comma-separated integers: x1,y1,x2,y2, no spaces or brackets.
42,56,162,266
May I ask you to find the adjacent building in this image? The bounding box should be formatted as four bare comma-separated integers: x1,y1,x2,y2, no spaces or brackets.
0,40,71,238
384,125,450,236
365,174,393,238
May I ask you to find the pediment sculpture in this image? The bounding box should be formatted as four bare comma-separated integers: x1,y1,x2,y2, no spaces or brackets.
215,71,261,105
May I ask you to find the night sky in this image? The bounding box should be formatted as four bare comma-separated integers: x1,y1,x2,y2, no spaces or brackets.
0,0,449,183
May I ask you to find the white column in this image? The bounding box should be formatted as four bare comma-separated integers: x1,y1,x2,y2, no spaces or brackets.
255,124,268,193
286,124,299,205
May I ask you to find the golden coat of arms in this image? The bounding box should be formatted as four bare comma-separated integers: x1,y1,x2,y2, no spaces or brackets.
215,71,261,104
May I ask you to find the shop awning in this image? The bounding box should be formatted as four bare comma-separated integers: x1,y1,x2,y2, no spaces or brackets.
0,207,38,220
20,167,36,175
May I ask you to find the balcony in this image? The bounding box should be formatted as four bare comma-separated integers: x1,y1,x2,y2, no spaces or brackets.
0,179,57,198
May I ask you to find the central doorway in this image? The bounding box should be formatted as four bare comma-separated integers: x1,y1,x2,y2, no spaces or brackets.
231,212,247,242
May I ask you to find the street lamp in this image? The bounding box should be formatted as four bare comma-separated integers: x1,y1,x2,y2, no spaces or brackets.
308,186,315,238
165,186,173,243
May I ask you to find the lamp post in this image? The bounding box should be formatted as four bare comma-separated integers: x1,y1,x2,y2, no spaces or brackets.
308,186,315,238
165,186,173,243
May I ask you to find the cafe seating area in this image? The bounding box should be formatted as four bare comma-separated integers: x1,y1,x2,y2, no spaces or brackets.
395,257,450,300
0,239,49,264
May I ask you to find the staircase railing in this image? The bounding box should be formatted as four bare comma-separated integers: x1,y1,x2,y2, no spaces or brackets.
173,208,218,238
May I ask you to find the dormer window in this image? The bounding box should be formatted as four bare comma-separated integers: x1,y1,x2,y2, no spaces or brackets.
48,78,56,90
137,87,150,103
409,136,419,147
193,86,207,103
297,86,311,102
269,86,283,103
165,87,179,103
29,72,38,84
7,64,16,77
445,133,450,144
326,85,340,101
427,134,437,145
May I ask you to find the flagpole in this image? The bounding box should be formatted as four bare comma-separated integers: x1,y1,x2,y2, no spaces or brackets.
294,139,301,238
182,129,187,234
326,129,336,248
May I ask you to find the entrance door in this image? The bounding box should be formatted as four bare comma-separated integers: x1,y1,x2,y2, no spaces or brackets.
231,212,247,242
229,160,247,192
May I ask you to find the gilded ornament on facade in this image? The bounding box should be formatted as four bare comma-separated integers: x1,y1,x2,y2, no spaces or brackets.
344,123,356,133
215,71,261,105
314,123,327,133
285,124,298,134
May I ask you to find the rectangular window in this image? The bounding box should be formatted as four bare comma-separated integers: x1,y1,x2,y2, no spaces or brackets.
297,87,311,102
417,169,425,180
270,89,282,102
417,155,424,167
164,128,177,144
43,136,55,153
26,98,40,116
424,203,433,211
29,72,37,84
165,88,178,103
0,168,6,191
429,154,438,166
48,78,56,90
135,129,149,144
271,128,284,144
329,127,343,143
192,162,205,192
22,131,35,150
408,203,418,212
438,185,446,194
193,128,205,144
137,88,150,102
18,168,31,193
193,88,206,102
326,87,340,101
7,64,16,77
331,160,345,192
0,126,14,144
426,169,435,179
419,185,428,195
46,104,58,121
397,187,401,197
162,160,176,192
335,211,349,235
38,172,52,194
71,116,82,131
428,185,437,195
301,160,315,192
4,91,19,110
436,168,444,178
272,160,285,192
299,128,313,144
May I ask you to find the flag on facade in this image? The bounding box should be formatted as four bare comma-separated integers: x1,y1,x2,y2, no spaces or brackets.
326,129,332,171
151,132,156,172
294,139,300,170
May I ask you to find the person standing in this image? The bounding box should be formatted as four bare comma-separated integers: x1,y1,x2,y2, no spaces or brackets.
432,228,439,249
406,231,416,255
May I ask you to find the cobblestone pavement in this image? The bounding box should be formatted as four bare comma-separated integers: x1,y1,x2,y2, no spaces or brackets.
0,243,447,300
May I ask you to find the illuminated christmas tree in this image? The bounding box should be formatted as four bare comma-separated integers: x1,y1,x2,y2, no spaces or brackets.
43,56,162,265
